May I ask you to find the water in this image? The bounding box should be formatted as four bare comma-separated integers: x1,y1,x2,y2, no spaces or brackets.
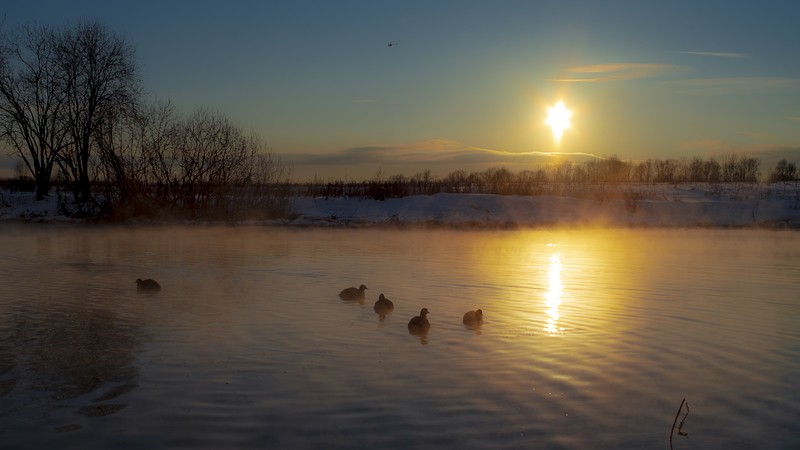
0,225,798,449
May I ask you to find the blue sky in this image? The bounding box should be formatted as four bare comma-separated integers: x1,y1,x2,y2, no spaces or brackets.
2,0,799,180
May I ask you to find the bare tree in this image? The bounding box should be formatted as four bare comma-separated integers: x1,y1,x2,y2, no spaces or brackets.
0,25,70,200
233,147,291,219
91,98,180,217
94,101,289,220
55,20,140,203
171,109,262,216
0,21,139,203
631,159,654,183
769,159,797,183
136,100,179,203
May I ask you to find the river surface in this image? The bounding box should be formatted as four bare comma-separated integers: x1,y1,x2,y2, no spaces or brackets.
0,226,798,449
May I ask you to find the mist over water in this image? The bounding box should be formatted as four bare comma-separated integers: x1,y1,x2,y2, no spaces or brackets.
0,225,798,449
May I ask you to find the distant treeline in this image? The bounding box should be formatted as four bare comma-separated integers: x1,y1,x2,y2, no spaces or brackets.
3,154,798,208
293,155,798,199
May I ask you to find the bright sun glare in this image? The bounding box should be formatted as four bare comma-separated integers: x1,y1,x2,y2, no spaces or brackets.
545,101,572,142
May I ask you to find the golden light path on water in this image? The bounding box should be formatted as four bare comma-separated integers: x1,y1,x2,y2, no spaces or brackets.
468,230,646,345
544,250,563,335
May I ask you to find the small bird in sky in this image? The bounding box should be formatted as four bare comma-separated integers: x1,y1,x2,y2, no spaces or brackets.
387,42,398,47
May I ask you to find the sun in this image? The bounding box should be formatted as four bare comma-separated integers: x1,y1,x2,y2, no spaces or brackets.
545,101,572,142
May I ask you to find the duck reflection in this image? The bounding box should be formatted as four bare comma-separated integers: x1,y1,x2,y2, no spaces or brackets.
544,253,564,334
373,293,395,321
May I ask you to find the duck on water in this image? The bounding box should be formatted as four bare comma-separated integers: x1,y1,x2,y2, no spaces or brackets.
373,293,395,319
339,284,368,302
136,278,161,293
407,308,430,335
462,309,484,327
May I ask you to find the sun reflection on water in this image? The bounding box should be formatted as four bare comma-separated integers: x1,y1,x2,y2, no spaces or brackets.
544,252,564,335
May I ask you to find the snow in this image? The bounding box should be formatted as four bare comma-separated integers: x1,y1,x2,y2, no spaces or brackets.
0,190,69,223
2,183,800,228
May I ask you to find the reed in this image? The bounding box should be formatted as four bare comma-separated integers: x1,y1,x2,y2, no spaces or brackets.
669,397,690,449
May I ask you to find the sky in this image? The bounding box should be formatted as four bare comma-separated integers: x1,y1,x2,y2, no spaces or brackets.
2,0,800,180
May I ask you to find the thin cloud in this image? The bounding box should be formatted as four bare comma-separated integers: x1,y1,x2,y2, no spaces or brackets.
551,63,678,83
470,147,607,160
787,116,800,122
283,140,606,169
739,131,782,143
529,151,606,159
676,51,749,59
285,140,472,167
664,77,800,95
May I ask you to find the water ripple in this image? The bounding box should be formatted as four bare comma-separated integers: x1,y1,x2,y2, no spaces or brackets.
0,226,798,449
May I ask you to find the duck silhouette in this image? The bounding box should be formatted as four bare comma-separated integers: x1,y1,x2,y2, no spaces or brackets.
462,309,484,327
373,293,395,319
339,284,368,303
136,278,161,293
407,308,430,335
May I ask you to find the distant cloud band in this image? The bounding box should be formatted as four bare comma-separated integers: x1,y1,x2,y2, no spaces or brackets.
283,140,606,169
676,51,749,59
551,63,678,82
473,148,606,160
664,77,800,95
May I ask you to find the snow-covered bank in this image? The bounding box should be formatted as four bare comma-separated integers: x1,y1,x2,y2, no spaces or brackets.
290,189,800,228
289,183,800,228
0,190,71,223
3,184,800,228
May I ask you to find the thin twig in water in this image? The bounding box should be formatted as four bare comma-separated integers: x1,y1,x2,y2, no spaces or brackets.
669,398,686,450
677,402,690,436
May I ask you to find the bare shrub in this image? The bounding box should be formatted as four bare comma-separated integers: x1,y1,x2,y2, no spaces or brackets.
769,159,797,183
94,103,288,220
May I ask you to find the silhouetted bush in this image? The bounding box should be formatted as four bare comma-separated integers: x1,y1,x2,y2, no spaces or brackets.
769,159,798,183
93,103,290,221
